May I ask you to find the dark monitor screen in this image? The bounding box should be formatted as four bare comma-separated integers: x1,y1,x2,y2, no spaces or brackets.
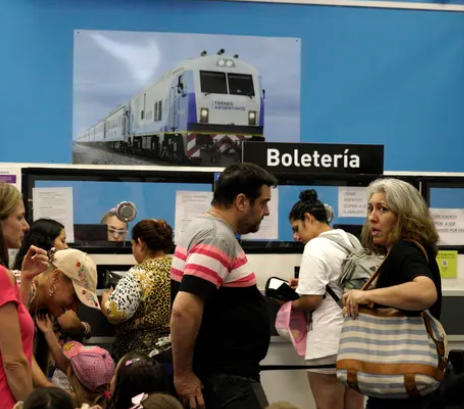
74,224,108,243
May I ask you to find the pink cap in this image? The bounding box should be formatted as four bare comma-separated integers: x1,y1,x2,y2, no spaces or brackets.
275,301,307,357
63,341,115,390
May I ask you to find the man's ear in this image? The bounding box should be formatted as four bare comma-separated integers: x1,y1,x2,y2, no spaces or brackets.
235,193,248,212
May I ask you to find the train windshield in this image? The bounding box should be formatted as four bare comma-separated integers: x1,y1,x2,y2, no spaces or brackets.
228,73,255,97
200,71,228,94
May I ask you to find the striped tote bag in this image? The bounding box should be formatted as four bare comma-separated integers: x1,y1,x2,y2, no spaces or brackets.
336,241,448,399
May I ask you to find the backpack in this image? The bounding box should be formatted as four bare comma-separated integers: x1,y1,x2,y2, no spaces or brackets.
323,233,384,304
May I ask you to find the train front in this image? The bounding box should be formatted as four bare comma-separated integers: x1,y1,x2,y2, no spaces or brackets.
188,50,264,165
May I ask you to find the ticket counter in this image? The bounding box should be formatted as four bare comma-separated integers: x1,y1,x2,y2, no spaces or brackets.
18,164,464,408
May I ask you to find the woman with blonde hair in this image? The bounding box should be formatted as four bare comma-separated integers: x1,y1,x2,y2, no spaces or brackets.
0,181,50,408
343,178,442,409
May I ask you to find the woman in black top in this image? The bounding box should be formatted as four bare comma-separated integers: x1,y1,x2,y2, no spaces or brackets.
343,178,442,409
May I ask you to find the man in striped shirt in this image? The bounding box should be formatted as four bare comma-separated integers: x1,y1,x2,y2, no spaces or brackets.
170,163,278,409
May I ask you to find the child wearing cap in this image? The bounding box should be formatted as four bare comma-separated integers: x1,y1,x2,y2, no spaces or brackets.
25,248,101,396
36,314,114,409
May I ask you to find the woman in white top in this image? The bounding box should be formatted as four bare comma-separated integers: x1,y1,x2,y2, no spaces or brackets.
289,189,364,409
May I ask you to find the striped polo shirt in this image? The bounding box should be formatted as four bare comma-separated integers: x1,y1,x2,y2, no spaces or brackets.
171,214,271,379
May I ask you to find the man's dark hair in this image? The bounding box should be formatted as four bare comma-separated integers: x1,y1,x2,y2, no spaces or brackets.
212,163,278,208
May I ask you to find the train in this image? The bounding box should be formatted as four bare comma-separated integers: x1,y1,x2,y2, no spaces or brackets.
74,49,266,165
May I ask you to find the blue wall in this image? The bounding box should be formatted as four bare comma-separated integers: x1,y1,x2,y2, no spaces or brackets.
1,0,464,170
2,0,464,240
430,188,464,209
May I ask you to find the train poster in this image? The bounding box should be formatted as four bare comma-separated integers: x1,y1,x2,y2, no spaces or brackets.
72,30,301,167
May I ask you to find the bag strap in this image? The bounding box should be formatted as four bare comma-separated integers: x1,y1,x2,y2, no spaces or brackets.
360,253,389,291
323,233,363,305
362,240,427,291
329,250,389,310
322,235,356,254
423,311,448,379
404,239,429,263
360,239,430,309
326,285,340,303
336,239,423,296
405,240,447,376
321,234,355,305
345,233,364,250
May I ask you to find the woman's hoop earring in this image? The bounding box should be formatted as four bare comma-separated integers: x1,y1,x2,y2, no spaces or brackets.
49,284,57,298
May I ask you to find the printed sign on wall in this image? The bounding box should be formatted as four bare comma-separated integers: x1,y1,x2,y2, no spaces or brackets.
338,186,368,217
436,250,458,279
0,167,21,191
242,142,384,175
430,208,464,246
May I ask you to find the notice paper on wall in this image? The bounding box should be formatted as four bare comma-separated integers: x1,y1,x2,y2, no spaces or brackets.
242,187,279,241
0,167,21,191
338,186,368,218
430,208,464,246
32,187,75,243
174,191,213,243
436,250,458,279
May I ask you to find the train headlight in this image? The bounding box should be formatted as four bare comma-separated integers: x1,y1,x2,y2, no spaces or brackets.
200,108,209,123
217,58,235,68
248,110,257,126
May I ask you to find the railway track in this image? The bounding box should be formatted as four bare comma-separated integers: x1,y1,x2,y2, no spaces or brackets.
72,143,238,167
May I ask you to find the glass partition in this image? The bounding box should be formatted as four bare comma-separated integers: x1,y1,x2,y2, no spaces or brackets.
23,167,432,252
35,180,209,232
32,180,212,247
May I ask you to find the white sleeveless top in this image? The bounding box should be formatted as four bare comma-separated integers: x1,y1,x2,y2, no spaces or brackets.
296,229,360,361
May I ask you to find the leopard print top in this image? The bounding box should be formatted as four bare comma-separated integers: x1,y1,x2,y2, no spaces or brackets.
105,256,172,361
